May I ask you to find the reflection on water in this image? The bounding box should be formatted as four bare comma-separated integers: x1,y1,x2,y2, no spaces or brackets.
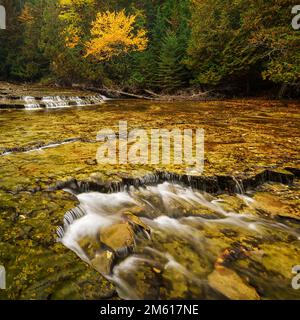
58,182,300,300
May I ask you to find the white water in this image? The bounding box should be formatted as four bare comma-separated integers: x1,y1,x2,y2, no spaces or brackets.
98,94,111,101
91,95,110,102
42,96,70,108
41,95,106,108
23,96,41,109
21,94,106,109
57,182,300,299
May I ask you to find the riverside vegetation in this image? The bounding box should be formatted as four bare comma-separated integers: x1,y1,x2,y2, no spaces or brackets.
0,0,299,301
0,0,299,97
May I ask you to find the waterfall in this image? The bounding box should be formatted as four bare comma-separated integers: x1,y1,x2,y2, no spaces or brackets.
41,95,105,108
57,182,300,300
23,96,41,110
90,95,107,103
3,94,108,110
42,96,70,108
69,96,89,106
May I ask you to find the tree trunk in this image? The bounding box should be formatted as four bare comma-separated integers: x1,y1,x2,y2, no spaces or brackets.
278,84,287,99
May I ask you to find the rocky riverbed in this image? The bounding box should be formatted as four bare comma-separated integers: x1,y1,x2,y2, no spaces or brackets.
0,83,299,300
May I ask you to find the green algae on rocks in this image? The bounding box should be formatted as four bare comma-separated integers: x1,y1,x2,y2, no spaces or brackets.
0,84,299,300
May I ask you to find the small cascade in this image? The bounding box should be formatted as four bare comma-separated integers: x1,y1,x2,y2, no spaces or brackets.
63,206,87,229
2,94,107,109
69,96,89,106
57,182,300,300
232,176,245,194
0,137,82,157
23,96,41,109
42,96,69,108
89,95,107,104
99,94,110,101
54,169,297,196
41,95,105,108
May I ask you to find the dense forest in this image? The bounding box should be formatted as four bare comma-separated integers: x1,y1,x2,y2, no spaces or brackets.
0,0,299,97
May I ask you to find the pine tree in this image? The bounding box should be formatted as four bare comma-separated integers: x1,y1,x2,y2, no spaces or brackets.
156,32,189,92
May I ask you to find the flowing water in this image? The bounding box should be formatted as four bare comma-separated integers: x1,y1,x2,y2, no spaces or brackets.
0,84,299,300
23,96,42,110
58,182,300,300
21,95,105,109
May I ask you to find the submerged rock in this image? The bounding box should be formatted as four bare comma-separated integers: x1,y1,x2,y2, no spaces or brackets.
78,236,100,260
91,251,115,276
123,211,151,234
1,92,300,300
75,215,151,276
253,187,300,220
208,267,260,300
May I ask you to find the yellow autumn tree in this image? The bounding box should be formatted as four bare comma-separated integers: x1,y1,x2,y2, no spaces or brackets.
85,10,148,61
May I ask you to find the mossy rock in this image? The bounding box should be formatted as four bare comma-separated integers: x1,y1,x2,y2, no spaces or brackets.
100,223,135,252
123,211,151,233
253,192,300,220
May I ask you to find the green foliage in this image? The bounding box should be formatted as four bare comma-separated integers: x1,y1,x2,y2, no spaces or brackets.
156,31,189,92
186,0,300,93
0,0,25,79
128,0,191,92
0,0,298,96
11,1,49,80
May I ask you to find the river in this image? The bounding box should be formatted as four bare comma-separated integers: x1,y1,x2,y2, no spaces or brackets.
0,85,299,300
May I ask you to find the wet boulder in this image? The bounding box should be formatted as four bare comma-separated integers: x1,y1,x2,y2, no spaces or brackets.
78,236,100,260
91,251,115,276
122,211,151,235
99,222,135,256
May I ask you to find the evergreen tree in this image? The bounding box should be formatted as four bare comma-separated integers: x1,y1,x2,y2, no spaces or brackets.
0,0,25,79
156,31,189,92
0,0,298,96
186,0,299,95
10,0,49,80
